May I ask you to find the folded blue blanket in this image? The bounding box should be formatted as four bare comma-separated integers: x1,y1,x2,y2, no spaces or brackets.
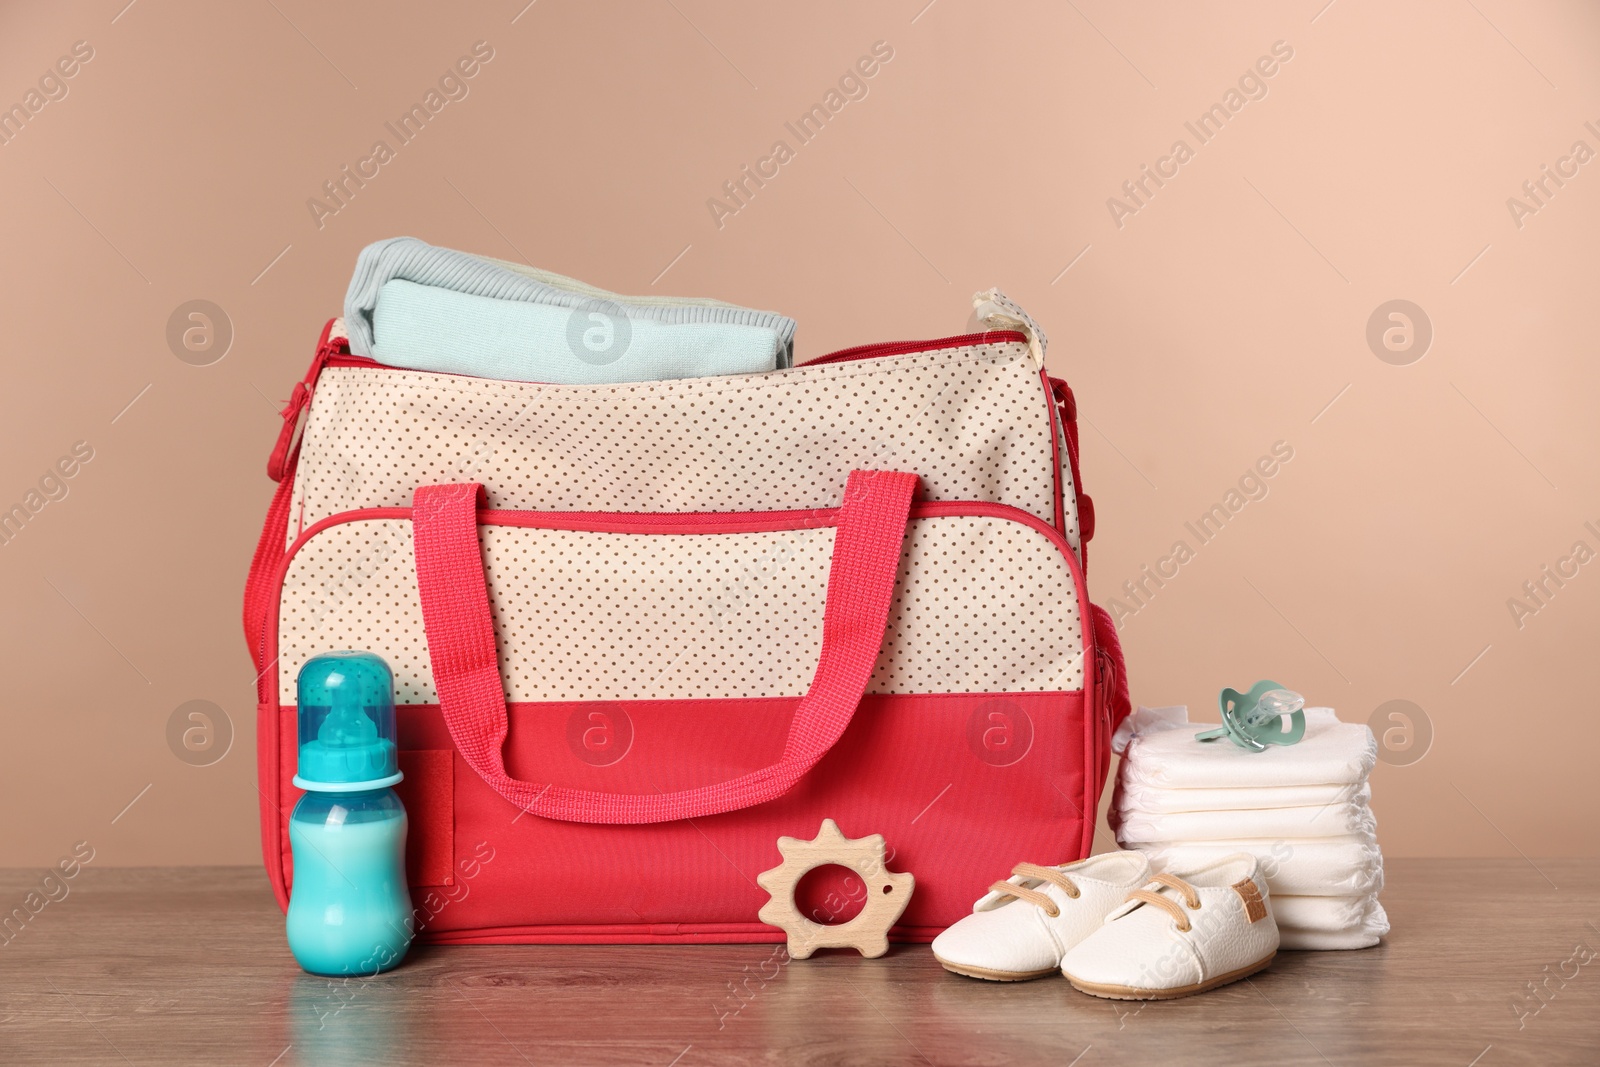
372,280,784,385
344,237,796,382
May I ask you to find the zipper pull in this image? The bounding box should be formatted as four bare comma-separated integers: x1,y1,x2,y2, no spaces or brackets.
268,319,346,482
267,382,310,482
972,288,1048,369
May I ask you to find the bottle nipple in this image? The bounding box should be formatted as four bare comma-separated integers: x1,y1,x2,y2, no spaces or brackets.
320,677,379,747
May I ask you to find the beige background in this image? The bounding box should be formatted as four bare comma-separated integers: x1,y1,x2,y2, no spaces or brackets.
0,0,1595,867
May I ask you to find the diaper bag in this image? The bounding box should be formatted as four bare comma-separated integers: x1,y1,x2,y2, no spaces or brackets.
243,294,1129,943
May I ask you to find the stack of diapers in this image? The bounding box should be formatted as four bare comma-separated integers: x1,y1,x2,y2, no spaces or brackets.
344,237,797,385
1110,705,1389,950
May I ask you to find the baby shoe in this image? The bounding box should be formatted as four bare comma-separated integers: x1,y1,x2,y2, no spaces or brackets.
931,851,1151,981
1060,851,1279,999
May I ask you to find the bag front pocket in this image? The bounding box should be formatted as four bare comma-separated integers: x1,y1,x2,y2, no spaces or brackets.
272,493,1088,711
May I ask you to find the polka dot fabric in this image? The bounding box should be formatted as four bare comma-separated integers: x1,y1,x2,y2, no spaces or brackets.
276,514,1084,705
287,340,1080,553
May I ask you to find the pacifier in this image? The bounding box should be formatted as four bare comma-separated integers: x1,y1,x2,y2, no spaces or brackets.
1194,680,1306,752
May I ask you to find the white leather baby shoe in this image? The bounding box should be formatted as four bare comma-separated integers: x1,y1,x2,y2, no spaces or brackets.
931,851,1151,981
1060,852,1279,999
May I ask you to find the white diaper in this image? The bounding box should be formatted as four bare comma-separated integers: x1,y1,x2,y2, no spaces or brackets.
1115,770,1364,813
1136,837,1385,898
1275,893,1390,950
1112,790,1375,843
1113,705,1378,789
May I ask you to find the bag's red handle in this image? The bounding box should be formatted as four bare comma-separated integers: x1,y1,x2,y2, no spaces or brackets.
411,470,919,824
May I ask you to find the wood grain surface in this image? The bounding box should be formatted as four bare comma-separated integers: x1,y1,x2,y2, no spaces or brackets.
0,859,1595,1066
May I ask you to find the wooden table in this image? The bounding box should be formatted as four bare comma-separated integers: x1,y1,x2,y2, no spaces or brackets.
2,860,1595,1065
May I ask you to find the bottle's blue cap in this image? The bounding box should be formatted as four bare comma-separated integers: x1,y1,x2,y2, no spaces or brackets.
294,651,401,791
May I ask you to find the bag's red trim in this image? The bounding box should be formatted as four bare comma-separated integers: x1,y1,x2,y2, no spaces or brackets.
1049,375,1094,570
1041,368,1068,547
281,497,1091,556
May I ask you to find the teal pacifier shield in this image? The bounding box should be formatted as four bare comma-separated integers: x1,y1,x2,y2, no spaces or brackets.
1195,680,1306,752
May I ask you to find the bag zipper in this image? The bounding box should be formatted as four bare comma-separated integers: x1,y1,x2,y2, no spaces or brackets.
325,334,1030,375
799,330,1026,367
305,321,1029,380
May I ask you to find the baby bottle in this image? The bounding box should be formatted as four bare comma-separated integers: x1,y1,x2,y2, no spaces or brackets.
285,651,412,976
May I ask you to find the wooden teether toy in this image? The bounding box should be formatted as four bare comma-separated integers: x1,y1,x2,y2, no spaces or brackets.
756,819,914,959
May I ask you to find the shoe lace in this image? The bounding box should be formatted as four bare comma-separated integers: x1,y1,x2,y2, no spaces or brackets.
1124,873,1202,932
989,862,1081,918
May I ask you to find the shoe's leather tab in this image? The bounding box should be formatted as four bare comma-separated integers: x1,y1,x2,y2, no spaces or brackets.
1233,879,1268,923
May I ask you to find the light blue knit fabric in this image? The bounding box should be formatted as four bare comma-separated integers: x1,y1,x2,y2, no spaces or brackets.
343,237,796,374
371,280,783,385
